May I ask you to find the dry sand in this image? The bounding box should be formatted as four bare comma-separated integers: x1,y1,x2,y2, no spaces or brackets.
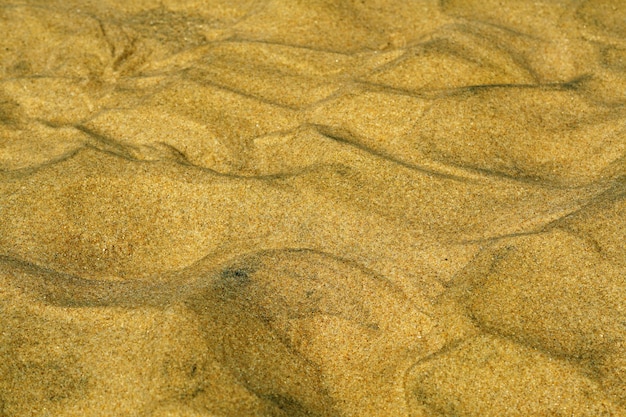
0,0,625,416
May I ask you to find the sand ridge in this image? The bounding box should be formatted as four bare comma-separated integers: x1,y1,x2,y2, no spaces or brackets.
0,0,625,416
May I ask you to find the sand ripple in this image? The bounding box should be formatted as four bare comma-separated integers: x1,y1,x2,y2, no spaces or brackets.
1,1,625,416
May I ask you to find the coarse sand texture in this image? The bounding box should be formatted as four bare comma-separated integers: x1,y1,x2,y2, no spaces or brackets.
1,0,626,416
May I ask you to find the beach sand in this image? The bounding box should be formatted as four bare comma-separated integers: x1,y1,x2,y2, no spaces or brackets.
0,0,625,415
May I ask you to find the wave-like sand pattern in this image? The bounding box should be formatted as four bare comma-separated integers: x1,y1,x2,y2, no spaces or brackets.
1,1,625,416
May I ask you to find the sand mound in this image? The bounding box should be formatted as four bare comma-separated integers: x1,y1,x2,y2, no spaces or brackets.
1,1,625,416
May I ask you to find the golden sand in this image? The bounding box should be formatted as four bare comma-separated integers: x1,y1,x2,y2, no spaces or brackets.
0,0,625,416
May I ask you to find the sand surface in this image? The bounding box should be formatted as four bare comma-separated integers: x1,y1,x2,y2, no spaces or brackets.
1,0,626,416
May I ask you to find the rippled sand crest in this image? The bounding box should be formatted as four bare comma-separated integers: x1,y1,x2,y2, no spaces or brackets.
1,1,625,416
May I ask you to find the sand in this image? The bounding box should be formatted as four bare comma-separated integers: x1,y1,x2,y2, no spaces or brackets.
0,0,625,416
